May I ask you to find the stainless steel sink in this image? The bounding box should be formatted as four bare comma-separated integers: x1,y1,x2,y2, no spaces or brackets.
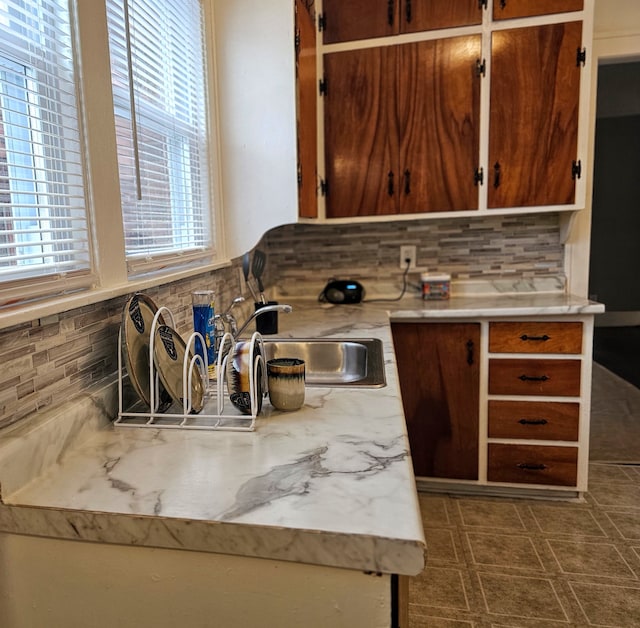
263,338,386,388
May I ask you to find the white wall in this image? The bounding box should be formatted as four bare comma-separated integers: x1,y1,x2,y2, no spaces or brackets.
213,0,299,260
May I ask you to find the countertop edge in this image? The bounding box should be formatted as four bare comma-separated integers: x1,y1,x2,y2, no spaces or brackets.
0,501,426,576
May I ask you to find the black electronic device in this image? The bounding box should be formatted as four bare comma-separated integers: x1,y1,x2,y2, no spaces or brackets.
319,280,365,304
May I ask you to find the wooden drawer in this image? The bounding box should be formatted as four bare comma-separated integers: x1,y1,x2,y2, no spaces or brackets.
488,400,579,441
488,443,578,486
489,358,581,397
489,322,583,354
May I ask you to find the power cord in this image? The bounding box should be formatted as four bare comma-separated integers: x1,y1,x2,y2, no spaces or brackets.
363,258,412,303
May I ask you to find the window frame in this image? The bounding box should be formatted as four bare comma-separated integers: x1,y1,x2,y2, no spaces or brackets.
0,0,226,329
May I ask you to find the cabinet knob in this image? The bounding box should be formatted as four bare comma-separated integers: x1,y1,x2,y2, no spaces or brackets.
520,334,550,342
403,169,411,195
493,162,501,188
387,171,395,196
518,374,549,382
518,418,548,425
466,339,474,365
387,0,395,26
517,463,547,471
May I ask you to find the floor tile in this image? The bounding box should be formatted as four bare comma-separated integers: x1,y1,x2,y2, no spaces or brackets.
419,495,451,527
477,572,568,621
408,615,476,627
465,532,544,571
410,566,470,612
589,462,636,483
547,538,637,579
425,528,460,564
456,499,525,531
605,510,640,540
527,503,606,538
569,581,640,627
589,482,640,508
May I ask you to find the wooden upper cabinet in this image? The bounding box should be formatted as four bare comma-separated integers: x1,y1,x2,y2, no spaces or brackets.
295,0,318,218
398,36,481,213
403,0,483,34
324,46,398,217
488,21,583,208
324,35,481,217
322,0,483,44
493,0,584,21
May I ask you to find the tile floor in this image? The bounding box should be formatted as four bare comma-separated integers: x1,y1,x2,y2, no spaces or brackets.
409,462,640,627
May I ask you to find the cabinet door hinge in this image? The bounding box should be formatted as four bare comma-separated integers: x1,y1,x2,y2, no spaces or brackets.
474,167,484,186
478,0,488,9
572,159,582,180
320,178,328,196
576,47,587,67
318,12,326,32
319,76,327,96
295,28,300,58
297,162,302,187
475,58,486,77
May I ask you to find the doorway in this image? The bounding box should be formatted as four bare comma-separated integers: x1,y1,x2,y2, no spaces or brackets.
589,60,640,389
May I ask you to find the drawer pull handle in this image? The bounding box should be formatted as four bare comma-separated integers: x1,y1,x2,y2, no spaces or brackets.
518,418,548,425
520,334,550,342
518,374,549,382
517,463,547,471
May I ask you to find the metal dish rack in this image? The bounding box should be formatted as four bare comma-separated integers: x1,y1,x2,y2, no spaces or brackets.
115,305,265,431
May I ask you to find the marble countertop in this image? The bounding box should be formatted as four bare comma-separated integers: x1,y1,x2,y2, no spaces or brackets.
0,292,603,576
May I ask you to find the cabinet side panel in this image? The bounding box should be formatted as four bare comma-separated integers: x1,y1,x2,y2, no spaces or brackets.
296,0,318,218
392,322,480,480
324,47,398,217
398,36,481,213
488,21,583,208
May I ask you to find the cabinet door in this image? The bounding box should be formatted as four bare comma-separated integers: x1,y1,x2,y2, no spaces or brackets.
398,36,481,213
402,0,483,33
493,0,584,21
392,322,480,480
296,0,318,218
324,47,398,217
322,0,398,44
488,21,583,208
322,0,483,43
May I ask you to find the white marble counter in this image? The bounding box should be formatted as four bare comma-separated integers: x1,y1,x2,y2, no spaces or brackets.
0,292,603,577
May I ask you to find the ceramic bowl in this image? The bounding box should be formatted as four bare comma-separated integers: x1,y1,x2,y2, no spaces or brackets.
225,339,264,415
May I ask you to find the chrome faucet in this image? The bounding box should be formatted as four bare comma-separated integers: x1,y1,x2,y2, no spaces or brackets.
234,303,293,338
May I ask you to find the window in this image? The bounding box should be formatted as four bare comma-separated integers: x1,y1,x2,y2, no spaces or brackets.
106,0,213,272
0,0,90,292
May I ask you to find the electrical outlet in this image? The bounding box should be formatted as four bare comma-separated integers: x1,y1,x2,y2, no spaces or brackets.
400,245,417,270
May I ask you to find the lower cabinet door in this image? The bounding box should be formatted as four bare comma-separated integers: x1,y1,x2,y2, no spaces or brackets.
488,443,578,486
392,322,480,480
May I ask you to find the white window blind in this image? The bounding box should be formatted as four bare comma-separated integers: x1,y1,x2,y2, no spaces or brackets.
0,0,90,290
106,0,212,271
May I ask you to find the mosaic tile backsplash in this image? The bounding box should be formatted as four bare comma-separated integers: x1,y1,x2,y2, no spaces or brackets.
262,213,564,292
0,213,564,429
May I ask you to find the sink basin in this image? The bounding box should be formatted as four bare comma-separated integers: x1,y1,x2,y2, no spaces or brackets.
263,338,386,388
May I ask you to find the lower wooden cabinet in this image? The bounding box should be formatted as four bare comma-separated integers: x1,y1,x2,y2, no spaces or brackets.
488,400,580,441
391,322,480,480
487,443,578,486
393,317,592,495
